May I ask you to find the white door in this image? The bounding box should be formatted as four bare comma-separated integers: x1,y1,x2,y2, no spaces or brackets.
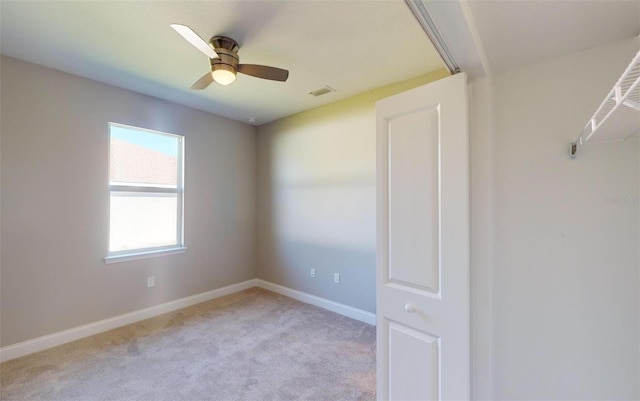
376,73,469,400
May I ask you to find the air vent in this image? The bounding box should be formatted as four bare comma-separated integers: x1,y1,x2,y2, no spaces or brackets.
309,86,335,97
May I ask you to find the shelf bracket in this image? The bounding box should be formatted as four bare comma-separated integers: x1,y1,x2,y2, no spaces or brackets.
569,138,583,159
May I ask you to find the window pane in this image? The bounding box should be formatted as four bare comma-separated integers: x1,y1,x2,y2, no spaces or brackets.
110,125,179,187
109,192,178,252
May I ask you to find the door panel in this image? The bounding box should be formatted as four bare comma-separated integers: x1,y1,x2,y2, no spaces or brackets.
387,319,440,400
376,73,469,401
387,106,440,294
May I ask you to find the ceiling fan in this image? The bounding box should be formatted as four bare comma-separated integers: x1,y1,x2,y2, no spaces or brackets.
171,24,289,89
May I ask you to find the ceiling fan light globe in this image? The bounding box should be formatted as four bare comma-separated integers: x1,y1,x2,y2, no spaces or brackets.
212,69,236,85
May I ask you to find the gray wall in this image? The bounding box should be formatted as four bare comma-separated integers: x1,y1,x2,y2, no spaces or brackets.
483,38,639,399
0,56,257,347
255,71,449,314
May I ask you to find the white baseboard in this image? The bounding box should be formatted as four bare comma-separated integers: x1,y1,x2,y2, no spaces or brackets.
255,279,376,326
0,279,258,363
0,278,375,363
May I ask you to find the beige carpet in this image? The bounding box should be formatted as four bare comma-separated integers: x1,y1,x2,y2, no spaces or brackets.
0,288,376,401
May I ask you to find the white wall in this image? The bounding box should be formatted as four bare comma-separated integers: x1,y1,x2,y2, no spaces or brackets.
469,76,495,400
256,71,448,313
0,56,257,347
486,38,640,399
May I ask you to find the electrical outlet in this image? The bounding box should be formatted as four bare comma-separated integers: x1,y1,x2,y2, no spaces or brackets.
147,276,155,288
310,268,316,278
334,273,340,284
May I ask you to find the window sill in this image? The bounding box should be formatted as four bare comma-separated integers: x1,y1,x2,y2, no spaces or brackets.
104,247,187,264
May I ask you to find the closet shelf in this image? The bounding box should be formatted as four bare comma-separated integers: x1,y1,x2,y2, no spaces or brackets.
570,49,640,158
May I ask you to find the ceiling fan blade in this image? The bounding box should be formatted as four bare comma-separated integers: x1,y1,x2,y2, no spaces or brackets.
170,24,218,59
191,72,214,90
237,64,289,82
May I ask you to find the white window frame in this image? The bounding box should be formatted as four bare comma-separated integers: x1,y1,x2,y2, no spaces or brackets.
105,123,186,264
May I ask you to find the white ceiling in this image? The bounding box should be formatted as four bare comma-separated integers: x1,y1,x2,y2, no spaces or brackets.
465,0,640,74
0,1,445,125
2,1,639,126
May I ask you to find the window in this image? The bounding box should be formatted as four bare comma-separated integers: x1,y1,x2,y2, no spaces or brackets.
106,123,185,263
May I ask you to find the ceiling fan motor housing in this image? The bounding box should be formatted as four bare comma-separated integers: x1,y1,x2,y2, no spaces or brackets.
209,36,239,74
